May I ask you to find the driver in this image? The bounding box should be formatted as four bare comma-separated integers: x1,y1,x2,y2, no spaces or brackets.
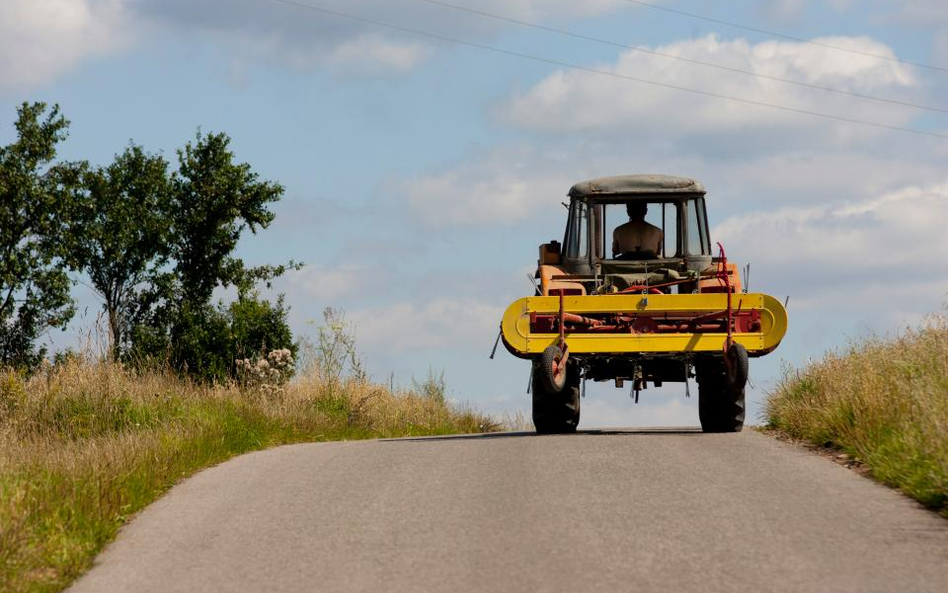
612,202,663,257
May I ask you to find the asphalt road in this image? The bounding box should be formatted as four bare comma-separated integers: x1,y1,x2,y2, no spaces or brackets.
70,429,948,593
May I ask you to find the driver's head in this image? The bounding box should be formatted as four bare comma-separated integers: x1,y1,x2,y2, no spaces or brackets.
626,202,648,220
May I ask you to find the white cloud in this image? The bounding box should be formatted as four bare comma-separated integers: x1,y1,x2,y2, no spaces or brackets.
349,298,503,351
713,180,948,272
325,34,429,73
284,264,386,303
701,150,946,210
0,0,131,93
398,134,948,229
711,178,948,347
132,0,628,76
503,34,919,141
755,0,948,72
934,29,948,68
881,0,948,23
418,0,626,21
402,147,574,227
0,0,633,90
759,0,809,23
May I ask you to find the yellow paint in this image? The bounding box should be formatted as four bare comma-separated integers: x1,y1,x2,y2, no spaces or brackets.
501,293,788,356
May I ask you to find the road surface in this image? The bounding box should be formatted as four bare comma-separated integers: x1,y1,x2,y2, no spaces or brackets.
70,429,948,592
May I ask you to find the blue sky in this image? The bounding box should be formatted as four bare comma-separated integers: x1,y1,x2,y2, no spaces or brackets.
3,0,947,427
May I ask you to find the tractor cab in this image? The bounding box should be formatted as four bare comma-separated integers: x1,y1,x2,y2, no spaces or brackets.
538,175,729,296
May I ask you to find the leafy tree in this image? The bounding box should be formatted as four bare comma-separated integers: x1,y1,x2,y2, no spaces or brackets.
67,144,171,360
163,292,296,383
128,130,299,378
229,292,295,361
170,131,284,306
167,302,232,381
0,103,76,368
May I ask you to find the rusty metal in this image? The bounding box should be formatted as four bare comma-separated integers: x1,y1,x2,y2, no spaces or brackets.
558,292,565,347
716,242,734,350
530,305,761,336
618,286,665,295
561,312,605,326
556,292,570,370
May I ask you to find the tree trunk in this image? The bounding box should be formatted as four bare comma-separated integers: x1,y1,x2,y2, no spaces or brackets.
107,300,121,362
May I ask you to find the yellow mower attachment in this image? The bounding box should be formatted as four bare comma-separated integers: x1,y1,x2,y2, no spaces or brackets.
502,293,787,359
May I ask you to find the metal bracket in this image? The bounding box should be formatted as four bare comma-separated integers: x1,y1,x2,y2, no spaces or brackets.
684,361,693,398
489,326,502,360
629,365,643,403
527,273,540,294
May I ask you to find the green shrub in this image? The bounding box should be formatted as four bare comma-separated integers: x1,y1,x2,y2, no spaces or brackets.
765,315,948,514
130,292,296,383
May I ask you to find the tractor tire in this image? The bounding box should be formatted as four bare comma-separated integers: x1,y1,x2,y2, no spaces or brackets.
725,343,749,393
697,345,747,433
532,360,580,434
538,344,567,394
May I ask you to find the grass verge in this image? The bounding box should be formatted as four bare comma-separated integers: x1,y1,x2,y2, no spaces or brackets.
763,314,947,515
0,359,497,592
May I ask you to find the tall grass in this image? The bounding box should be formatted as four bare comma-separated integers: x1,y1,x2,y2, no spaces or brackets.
0,345,497,592
764,315,948,514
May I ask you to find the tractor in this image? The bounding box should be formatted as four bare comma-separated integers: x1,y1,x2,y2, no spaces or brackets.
499,175,787,434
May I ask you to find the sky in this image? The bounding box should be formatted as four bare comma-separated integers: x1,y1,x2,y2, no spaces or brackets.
2,0,947,428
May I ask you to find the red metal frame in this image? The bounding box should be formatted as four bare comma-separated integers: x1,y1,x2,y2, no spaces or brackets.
550,292,569,384
530,308,760,336
716,242,734,350
535,244,754,340
618,286,665,295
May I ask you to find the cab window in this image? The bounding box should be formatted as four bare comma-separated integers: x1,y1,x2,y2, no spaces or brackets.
563,200,589,260
685,198,711,255
603,201,678,258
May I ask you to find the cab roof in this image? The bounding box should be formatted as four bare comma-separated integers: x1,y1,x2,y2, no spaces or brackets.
568,174,705,199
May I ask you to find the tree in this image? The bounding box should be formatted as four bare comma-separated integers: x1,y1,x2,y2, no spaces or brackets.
229,292,295,361
170,131,284,306
0,103,76,368
128,130,298,378
68,144,171,360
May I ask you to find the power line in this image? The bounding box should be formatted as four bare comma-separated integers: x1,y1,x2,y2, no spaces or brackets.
620,0,948,74
257,0,948,140
412,0,947,115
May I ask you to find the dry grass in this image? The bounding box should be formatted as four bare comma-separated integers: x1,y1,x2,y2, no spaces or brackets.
0,357,498,593
764,314,948,514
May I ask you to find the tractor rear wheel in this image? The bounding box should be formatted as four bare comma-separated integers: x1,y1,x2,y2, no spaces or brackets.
697,344,747,433
532,360,580,434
